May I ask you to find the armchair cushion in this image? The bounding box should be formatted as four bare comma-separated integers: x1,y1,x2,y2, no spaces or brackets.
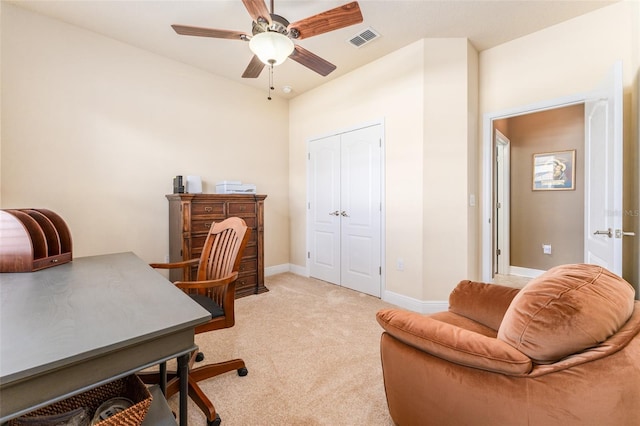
449,280,520,331
498,264,636,364
377,309,532,375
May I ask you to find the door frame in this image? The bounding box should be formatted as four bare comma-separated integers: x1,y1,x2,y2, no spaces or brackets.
495,129,511,276
305,119,386,296
481,94,587,282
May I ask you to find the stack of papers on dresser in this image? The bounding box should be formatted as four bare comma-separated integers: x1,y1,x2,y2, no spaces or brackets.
215,181,257,194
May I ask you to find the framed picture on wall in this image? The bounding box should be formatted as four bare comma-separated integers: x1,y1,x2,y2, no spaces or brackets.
532,150,576,191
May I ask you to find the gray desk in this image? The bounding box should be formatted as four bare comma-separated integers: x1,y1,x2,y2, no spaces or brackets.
0,252,211,424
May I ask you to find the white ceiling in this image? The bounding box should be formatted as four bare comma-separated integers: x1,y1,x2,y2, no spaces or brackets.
7,0,618,99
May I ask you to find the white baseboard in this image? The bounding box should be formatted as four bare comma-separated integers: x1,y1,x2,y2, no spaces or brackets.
509,266,545,278
264,263,291,277
288,263,308,277
383,290,448,314
264,263,309,277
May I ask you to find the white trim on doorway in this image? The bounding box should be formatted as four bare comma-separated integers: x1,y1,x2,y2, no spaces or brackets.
481,94,586,282
495,129,511,276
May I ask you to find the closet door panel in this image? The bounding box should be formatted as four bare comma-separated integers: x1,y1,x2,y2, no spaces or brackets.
309,135,341,285
340,126,382,297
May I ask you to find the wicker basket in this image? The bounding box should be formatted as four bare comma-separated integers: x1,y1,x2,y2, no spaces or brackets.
9,375,152,426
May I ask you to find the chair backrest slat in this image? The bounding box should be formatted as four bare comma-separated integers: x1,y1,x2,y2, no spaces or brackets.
196,217,249,283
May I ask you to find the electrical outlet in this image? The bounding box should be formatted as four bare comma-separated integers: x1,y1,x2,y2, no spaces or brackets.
542,244,552,255
396,258,404,271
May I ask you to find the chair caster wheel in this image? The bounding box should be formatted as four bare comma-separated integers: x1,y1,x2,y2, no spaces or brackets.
195,352,205,362
207,413,221,426
238,367,248,376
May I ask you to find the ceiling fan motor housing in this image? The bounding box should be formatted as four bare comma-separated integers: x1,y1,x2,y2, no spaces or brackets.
252,14,293,38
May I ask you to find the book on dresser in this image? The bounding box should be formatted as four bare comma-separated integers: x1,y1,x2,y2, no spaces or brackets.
166,193,268,298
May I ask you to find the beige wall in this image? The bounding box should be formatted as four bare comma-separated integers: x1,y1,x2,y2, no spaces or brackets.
0,4,290,267
422,39,478,300
480,0,639,288
290,39,478,302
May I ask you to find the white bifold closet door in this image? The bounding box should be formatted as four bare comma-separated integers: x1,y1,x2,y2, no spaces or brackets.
308,124,382,297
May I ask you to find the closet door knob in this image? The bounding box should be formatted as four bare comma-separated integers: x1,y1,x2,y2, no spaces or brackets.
329,210,340,216
340,211,349,217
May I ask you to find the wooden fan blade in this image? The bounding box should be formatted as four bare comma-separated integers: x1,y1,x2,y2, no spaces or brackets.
288,1,363,40
290,45,336,76
242,0,272,25
242,55,266,78
172,25,248,40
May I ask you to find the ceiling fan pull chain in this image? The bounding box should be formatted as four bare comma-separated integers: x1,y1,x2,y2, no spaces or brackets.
267,64,274,100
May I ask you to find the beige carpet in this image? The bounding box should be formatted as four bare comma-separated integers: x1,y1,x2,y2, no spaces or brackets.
167,273,397,425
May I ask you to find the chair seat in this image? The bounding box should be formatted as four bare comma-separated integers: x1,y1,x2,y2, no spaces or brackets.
190,294,225,318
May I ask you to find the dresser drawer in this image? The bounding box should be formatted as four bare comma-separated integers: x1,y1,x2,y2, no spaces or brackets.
228,202,256,217
191,218,257,242
191,219,217,234
243,244,257,258
239,258,257,275
191,201,226,217
235,273,257,297
191,234,207,252
242,216,257,229
246,230,257,246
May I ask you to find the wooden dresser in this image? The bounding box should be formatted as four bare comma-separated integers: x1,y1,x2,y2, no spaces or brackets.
166,193,268,298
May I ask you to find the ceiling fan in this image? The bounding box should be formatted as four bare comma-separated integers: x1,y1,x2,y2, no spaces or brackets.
171,0,363,79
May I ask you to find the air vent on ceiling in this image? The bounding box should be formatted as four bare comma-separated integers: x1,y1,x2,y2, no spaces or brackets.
348,27,380,48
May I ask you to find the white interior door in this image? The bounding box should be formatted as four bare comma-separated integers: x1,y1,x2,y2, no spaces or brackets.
308,135,341,284
308,124,382,297
584,61,624,274
340,126,382,296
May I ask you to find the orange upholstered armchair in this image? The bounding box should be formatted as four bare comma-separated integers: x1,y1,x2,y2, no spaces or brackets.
377,264,640,426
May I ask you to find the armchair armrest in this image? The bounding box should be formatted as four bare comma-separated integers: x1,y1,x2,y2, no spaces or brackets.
449,280,521,331
149,258,199,270
174,272,238,291
377,309,532,375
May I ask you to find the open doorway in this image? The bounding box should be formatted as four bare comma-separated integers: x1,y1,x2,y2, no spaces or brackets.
492,105,585,281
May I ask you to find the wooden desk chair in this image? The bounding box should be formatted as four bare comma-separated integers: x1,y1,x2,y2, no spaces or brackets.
146,217,251,426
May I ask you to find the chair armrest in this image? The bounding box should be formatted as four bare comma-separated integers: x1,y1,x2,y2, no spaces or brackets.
377,309,532,375
174,272,238,291
149,258,199,270
449,280,521,331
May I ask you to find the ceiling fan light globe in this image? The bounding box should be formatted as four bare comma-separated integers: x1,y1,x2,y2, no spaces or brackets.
249,32,294,66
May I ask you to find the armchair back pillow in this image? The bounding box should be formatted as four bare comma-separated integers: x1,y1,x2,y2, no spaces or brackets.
497,264,635,363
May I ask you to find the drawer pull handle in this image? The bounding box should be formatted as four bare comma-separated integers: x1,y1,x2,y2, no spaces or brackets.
204,223,211,229
204,206,213,213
